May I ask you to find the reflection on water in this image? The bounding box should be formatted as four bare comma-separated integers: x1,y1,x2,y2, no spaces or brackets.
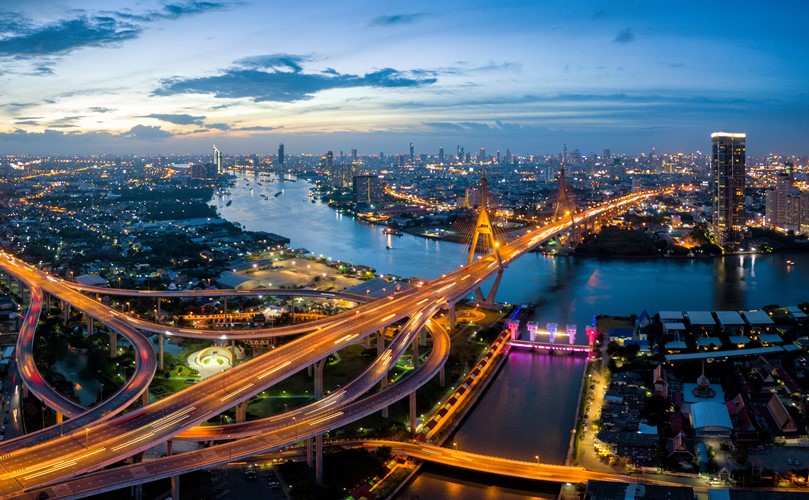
218,172,809,495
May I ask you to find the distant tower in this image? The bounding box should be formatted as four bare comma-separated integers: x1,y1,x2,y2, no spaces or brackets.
711,132,746,247
409,142,414,161
278,143,285,166
553,144,576,223
325,150,334,170
351,148,358,164
439,146,444,163
213,145,223,174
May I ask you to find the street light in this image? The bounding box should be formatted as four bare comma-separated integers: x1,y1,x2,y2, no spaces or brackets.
535,454,540,464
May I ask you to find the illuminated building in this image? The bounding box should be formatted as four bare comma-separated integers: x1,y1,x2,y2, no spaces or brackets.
213,145,223,174
353,175,385,204
711,132,746,247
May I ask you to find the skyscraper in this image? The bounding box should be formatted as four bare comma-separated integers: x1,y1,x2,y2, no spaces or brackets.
438,146,444,163
278,143,285,166
409,142,414,162
213,145,223,174
711,132,746,247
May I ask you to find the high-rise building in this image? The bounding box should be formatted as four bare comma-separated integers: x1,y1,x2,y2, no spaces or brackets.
213,145,223,174
353,175,385,204
409,142,414,162
438,146,444,163
351,148,358,164
278,143,285,166
711,132,746,247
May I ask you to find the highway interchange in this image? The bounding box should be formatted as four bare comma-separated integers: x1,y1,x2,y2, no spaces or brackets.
0,191,658,498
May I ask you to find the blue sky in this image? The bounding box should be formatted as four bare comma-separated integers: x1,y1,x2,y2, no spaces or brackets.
1,0,807,156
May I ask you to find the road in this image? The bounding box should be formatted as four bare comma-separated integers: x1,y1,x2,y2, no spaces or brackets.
0,190,659,498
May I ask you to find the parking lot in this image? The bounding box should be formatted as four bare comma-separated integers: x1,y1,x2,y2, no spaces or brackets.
210,466,287,500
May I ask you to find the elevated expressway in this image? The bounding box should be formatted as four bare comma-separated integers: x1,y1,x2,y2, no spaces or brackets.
0,190,659,498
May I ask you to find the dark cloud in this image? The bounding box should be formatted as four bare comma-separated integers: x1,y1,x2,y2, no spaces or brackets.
116,1,237,22
613,27,634,44
14,120,40,125
0,2,237,60
235,54,310,73
0,16,141,57
206,123,231,130
89,107,114,113
121,125,173,140
369,14,424,27
147,113,205,125
153,56,437,102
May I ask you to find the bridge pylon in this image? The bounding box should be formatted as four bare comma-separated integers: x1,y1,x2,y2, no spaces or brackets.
468,170,503,307
552,144,578,251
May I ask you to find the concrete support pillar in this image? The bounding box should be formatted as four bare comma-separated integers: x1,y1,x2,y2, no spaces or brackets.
527,321,537,343
419,327,427,347
306,438,314,467
87,317,94,336
235,400,248,423
171,474,180,500
439,366,445,388
409,391,417,434
364,334,371,349
315,434,324,486
156,298,161,321
46,293,51,311
376,331,385,355
110,330,117,358
141,391,149,406
22,384,28,399
63,302,70,323
56,412,63,424
448,303,456,329
411,337,419,369
131,452,144,500
506,320,520,341
158,333,164,370
313,359,326,399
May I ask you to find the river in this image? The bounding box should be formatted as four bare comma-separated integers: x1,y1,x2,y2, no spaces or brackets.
216,173,809,497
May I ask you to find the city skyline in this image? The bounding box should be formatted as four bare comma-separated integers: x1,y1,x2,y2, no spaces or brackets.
1,1,808,156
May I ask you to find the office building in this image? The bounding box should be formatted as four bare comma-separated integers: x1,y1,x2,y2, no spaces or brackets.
213,145,223,174
353,175,385,204
409,142,414,162
278,143,285,166
711,132,746,247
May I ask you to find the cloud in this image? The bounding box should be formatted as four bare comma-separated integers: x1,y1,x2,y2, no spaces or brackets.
206,123,231,130
89,107,114,113
0,15,141,57
235,54,310,73
147,113,205,125
116,1,237,22
613,27,634,44
121,124,173,140
0,2,237,60
369,14,424,27
153,55,437,102
235,125,279,131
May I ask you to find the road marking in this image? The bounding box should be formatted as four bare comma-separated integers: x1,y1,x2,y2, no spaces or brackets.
219,383,254,401
258,361,291,379
380,313,396,323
